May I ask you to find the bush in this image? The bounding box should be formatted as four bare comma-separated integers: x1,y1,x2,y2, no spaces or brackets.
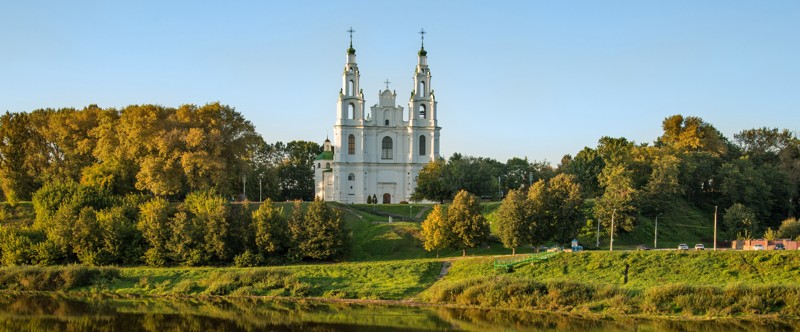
234,250,263,267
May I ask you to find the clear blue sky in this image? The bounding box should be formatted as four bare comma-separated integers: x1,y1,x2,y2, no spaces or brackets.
2,1,799,164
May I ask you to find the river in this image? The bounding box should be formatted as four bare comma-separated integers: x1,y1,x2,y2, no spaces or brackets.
0,293,795,331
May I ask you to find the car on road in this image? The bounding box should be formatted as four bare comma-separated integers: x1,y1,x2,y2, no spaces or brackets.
754,244,765,250
775,243,786,250
694,244,705,250
636,245,651,250
678,243,689,250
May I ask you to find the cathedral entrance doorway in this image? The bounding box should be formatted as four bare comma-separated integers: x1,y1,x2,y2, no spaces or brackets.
383,193,391,204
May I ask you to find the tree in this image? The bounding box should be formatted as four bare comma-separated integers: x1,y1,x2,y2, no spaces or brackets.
502,158,554,194
777,218,800,240
734,127,795,164
494,189,529,255
763,227,777,241
420,204,451,257
657,114,729,157
277,141,321,201
447,190,490,256
297,199,349,260
717,158,772,221
412,159,451,203
253,199,289,257
642,150,683,211
0,112,40,203
184,190,230,263
287,200,306,262
723,203,758,240
137,197,174,266
72,207,106,265
545,174,585,244
445,154,501,199
594,165,639,233
562,147,604,198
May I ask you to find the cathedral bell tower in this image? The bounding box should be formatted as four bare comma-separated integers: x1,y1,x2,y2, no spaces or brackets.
409,29,437,127
337,27,365,124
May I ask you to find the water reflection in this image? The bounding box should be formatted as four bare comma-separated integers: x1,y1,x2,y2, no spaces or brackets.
0,293,795,331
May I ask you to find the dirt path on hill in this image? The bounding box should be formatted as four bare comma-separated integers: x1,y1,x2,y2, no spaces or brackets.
414,206,431,219
438,261,452,279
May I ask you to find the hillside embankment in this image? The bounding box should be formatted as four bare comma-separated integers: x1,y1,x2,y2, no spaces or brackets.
2,250,800,319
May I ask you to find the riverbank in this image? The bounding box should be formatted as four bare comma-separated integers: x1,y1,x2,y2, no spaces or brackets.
2,251,800,320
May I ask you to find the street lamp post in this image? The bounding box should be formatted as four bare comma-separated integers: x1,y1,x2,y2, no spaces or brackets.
242,175,246,200
714,206,718,250
596,218,600,248
610,209,616,251
654,213,662,249
258,174,263,202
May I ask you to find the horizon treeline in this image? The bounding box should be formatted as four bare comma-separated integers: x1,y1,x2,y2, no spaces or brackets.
0,103,321,203
414,115,800,239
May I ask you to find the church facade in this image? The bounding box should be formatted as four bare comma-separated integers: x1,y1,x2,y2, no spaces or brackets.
314,32,441,204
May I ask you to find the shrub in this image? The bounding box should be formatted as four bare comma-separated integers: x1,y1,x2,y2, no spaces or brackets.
234,250,264,267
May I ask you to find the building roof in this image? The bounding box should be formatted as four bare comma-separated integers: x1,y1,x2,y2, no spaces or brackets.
315,150,334,160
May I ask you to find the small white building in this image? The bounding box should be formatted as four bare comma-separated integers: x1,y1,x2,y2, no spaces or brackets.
315,32,441,204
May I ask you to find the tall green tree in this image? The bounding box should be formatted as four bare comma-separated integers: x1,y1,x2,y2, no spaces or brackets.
278,141,321,201
657,114,730,157
0,112,40,203
412,159,451,203
545,174,585,243
562,147,604,198
447,190,490,256
252,199,289,256
137,197,174,266
297,199,349,260
184,190,230,263
495,189,530,255
420,204,451,257
723,203,758,240
594,165,639,233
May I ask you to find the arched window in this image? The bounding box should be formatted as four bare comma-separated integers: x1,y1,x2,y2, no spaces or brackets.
419,104,426,119
381,136,393,159
325,162,330,168
348,134,355,154
384,119,389,126
419,135,426,155
348,173,355,181
348,80,354,96
418,81,426,97
347,103,355,119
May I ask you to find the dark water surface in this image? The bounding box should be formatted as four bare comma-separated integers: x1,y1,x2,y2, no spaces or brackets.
0,293,795,331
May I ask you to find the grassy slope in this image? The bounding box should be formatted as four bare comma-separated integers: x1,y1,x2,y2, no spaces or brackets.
108,259,442,300
439,250,800,289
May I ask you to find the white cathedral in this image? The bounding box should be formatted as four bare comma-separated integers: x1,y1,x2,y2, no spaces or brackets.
314,30,441,204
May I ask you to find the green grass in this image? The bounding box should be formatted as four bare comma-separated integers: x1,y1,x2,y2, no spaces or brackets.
351,204,430,219
443,250,800,289
416,250,800,317
0,260,442,300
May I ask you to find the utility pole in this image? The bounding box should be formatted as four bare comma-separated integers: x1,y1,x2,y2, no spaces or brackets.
596,218,600,248
610,209,616,251
498,176,502,198
242,175,246,200
654,213,662,249
714,206,718,251
258,173,263,202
